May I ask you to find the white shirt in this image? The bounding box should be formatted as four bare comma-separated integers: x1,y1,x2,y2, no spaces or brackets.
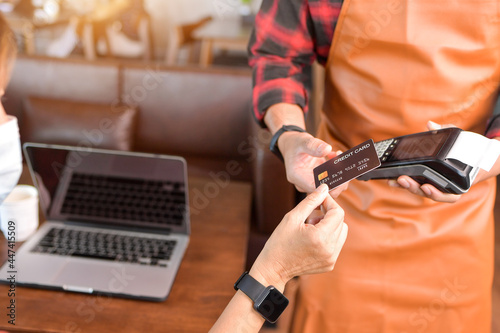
0,116,22,204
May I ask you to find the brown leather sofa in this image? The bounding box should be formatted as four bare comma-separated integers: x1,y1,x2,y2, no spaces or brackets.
4,55,296,266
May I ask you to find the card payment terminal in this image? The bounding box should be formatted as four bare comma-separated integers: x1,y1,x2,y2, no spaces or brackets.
358,128,479,194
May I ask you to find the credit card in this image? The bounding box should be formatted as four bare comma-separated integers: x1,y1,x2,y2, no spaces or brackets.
313,139,381,190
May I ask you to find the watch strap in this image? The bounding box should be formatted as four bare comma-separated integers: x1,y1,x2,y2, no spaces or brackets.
269,125,306,161
234,271,266,301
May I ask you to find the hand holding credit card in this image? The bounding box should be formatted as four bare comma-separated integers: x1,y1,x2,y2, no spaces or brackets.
313,139,381,191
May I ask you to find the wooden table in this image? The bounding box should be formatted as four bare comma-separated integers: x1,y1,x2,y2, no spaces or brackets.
193,18,253,67
0,176,251,333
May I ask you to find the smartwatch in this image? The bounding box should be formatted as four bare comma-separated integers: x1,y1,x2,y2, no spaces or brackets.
234,271,289,323
269,125,306,161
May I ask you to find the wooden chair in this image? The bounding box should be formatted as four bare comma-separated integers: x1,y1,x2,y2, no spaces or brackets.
78,0,153,61
165,16,212,65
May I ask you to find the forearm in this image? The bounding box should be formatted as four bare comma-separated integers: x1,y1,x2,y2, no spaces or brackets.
264,103,310,155
264,103,306,134
249,0,317,126
209,260,287,333
209,290,265,333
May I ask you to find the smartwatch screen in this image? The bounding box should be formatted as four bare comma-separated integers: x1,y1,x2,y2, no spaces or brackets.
256,287,290,323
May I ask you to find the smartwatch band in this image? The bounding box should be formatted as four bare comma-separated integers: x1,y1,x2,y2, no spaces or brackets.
234,271,289,323
269,125,306,161
234,271,266,300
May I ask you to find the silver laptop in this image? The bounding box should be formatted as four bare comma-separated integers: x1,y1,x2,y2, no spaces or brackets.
0,143,190,301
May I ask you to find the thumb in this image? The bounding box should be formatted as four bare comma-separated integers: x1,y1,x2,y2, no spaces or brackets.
317,195,345,232
289,184,329,224
427,121,457,131
300,137,332,157
427,121,442,131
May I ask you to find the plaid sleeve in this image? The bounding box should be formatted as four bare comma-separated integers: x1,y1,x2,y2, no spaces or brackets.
248,0,342,127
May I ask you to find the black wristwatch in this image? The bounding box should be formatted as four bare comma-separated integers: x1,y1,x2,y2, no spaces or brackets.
234,271,289,323
269,125,306,161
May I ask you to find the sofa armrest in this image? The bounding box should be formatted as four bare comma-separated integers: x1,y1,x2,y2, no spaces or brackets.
250,121,296,235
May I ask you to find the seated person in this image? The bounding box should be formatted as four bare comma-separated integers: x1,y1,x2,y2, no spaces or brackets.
0,13,22,204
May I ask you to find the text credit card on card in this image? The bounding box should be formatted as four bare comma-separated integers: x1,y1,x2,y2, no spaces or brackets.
313,139,381,191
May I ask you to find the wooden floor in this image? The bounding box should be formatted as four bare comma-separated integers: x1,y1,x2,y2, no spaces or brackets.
261,180,500,333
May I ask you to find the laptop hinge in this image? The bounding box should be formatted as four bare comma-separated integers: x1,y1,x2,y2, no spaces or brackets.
63,285,93,294
63,221,173,235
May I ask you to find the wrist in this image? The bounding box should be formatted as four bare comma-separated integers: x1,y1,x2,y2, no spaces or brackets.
249,258,288,292
277,130,305,156
269,125,306,161
264,103,306,134
234,269,290,324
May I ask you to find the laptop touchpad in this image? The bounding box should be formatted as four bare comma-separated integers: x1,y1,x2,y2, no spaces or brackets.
51,262,124,291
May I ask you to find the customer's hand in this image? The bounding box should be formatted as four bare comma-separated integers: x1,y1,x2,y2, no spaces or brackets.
388,121,462,203
278,131,349,196
249,184,348,291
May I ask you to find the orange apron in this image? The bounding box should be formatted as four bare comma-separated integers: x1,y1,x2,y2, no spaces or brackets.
291,1,499,332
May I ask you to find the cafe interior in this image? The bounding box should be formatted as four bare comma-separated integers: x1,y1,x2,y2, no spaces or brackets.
1,0,500,332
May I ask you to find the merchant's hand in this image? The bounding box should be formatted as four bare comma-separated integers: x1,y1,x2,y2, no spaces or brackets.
278,130,349,197
388,121,462,203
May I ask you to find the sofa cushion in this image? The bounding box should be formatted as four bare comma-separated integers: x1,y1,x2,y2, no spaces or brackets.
21,96,137,151
4,57,120,119
121,67,252,159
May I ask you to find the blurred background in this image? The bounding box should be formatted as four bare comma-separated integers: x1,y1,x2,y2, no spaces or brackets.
0,0,262,67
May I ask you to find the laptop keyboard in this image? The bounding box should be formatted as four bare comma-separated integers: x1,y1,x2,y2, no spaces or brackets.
31,227,177,267
60,173,186,226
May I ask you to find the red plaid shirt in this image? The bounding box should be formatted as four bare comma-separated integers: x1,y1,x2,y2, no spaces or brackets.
248,0,342,126
248,0,500,138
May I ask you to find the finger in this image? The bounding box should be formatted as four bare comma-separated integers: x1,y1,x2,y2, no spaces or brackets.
326,150,343,160
316,196,345,233
305,209,325,225
420,184,461,203
331,222,348,262
328,182,349,198
321,192,341,212
388,179,402,188
289,184,329,223
306,216,324,225
398,176,461,203
397,176,426,196
300,137,333,158
427,120,442,131
427,121,456,130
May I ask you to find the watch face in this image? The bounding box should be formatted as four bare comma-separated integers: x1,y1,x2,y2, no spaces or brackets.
256,287,289,323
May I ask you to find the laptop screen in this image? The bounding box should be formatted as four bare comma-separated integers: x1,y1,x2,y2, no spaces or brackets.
23,143,189,234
